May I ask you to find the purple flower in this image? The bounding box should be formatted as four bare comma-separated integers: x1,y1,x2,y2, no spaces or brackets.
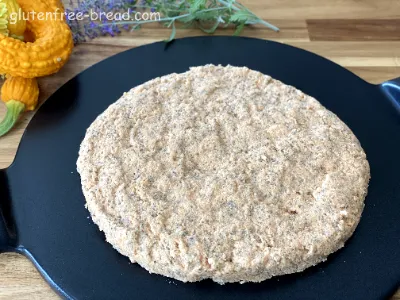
107,0,115,9
64,0,164,44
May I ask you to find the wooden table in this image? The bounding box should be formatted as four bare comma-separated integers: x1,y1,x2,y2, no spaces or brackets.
0,0,399,298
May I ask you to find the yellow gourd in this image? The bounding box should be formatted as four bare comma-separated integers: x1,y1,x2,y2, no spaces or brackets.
0,0,26,40
0,0,73,78
0,2,8,36
0,0,73,136
0,76,39,136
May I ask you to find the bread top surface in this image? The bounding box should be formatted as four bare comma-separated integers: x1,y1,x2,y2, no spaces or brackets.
77,65,370,283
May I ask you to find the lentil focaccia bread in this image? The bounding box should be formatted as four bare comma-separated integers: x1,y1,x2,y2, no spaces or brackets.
77,65,370,284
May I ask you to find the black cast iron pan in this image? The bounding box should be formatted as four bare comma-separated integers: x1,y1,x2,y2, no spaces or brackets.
0,36,399,300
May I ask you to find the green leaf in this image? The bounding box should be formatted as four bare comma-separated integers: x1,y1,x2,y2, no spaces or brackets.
229,9,255,23
219,15,231,27
189,0,207,13
181,20,195,28
223,0,236,10
233,22,245,36
179,1,188,10
198,20,220,34
178,14,197,23
130,24,141,32
164,21,176,42
194,9,221,21
167,11,182,18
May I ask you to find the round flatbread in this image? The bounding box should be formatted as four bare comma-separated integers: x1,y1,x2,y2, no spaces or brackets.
77,65,370,284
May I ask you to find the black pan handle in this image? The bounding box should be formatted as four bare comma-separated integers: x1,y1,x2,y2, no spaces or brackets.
380,77,400,109
0,168,16,252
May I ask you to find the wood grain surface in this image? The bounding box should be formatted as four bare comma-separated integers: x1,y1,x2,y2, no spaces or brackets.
0,0,399,299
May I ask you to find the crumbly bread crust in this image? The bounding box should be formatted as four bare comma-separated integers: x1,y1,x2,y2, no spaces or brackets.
77,65,370,284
